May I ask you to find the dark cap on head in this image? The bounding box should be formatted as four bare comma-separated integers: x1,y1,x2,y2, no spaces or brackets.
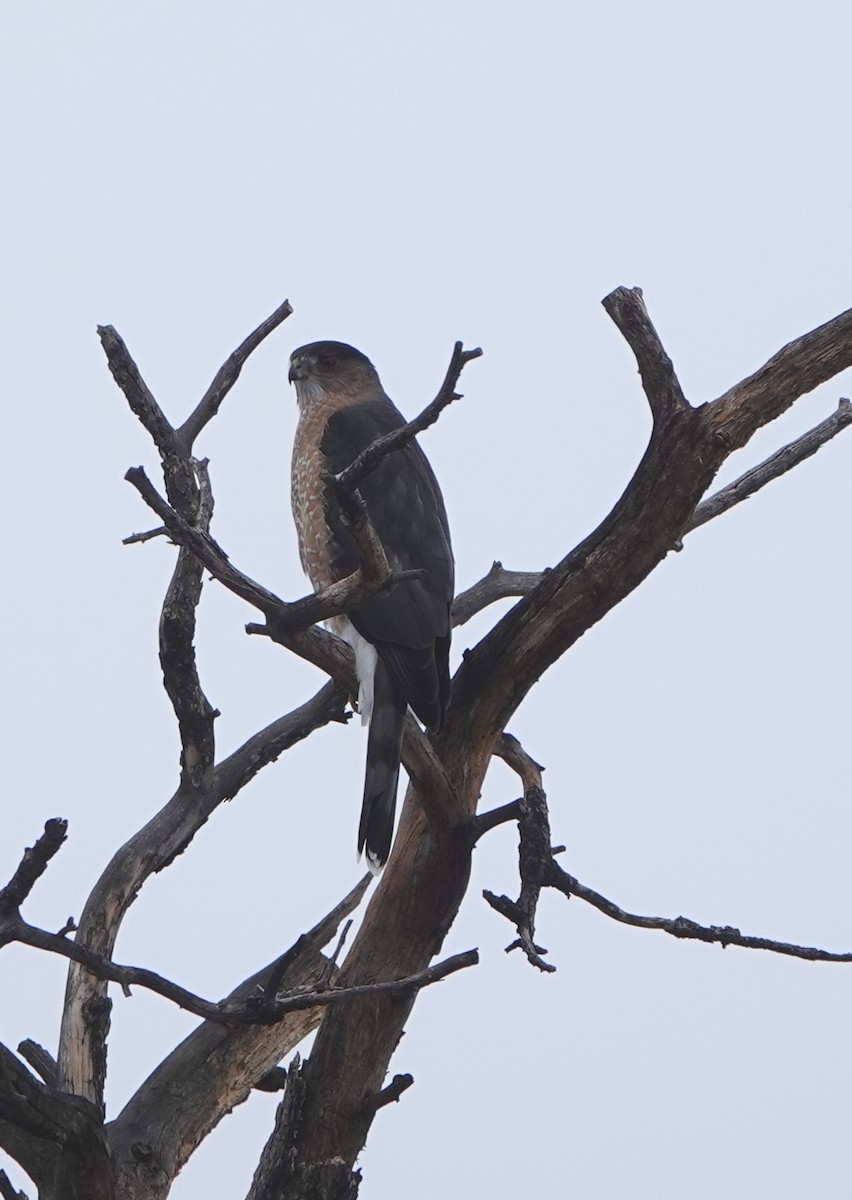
288,341,375,384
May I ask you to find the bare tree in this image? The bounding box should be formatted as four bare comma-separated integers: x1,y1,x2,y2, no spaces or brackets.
2,288,851,1200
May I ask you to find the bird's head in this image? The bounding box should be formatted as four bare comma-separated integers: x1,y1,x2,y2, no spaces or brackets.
288,341,380,407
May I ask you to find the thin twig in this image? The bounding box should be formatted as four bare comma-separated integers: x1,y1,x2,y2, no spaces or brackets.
686,398,852,536
334,341,482,492
10,914,478,1025
122,525,168,546
452,561,545,627
178,299,294,450
549,864,852,962
125,466,424,639
316,919,354,990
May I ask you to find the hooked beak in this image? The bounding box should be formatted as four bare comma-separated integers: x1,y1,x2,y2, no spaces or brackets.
288,360,300,385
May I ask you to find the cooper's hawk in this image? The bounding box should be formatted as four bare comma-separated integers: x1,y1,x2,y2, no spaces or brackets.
289,341,454,871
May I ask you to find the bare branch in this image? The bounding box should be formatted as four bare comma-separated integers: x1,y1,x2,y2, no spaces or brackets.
57,677,350,1104
482,735,554,972
98,325,179,459
122,524,168,545
0,821,67,920
158,459,217,791
454,398,852,614
245,949,477,1199
109,876,371,1194
334,341,482,492
214,681,350,803
14,907,477,1025
469,798,523,843
452,561,545,627
686,398,852,536
601,286,689,423
17,918,234,1022
0,1042,110,1196
252,948,479,1022
125,465,293,614
709,305,852,447
368,1073,414,1112
15,1042,57,1090
494,731,544,789
0,1169,29,1200
444,291,852,811
323,469,395,591
125,466,422,642
398,712,463,830
178,299,294,450
316,919,354,989
548,865,852,962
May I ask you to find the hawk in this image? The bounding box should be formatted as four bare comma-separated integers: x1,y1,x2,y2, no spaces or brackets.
289,341,454,871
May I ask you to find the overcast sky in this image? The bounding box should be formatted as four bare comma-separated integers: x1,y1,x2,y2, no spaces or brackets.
2,4,852,1198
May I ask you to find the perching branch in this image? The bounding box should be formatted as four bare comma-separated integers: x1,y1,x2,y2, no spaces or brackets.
125,464,462,829
125,466,423,645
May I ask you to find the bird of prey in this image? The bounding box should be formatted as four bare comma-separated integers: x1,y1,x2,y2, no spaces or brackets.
289,341,454,871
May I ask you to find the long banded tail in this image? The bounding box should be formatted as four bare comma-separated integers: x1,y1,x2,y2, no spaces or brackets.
358,661,406,873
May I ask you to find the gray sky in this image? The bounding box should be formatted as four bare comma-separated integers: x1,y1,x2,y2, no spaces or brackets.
2,3,851,1197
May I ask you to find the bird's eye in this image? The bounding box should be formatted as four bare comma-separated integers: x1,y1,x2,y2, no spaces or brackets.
317,354,336,370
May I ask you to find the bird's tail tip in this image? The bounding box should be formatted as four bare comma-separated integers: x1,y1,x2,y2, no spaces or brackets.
359,846,386,876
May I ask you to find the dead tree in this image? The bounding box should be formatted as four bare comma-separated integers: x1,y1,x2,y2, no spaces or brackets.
2,288,852,1200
